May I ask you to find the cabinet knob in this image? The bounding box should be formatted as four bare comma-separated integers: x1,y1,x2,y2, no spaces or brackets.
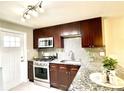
71,68,78,71
60,67,66,69
66,72,68,74
51,66,56,68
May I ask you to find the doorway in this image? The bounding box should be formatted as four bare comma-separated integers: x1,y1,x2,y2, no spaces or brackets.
0,28,27,90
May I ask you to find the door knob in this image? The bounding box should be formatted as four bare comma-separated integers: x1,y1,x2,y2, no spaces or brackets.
21,60,24,62
21,56,24,62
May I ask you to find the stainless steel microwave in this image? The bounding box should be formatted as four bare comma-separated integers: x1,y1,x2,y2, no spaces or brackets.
38,37,53,48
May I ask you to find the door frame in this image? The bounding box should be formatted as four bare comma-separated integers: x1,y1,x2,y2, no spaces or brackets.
0,27,28,82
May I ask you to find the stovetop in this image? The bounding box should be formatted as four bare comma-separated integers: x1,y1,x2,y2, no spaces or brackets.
34,56,56,62
39,58,54,62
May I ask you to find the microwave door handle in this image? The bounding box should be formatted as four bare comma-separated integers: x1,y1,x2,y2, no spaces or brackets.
48,40,51,46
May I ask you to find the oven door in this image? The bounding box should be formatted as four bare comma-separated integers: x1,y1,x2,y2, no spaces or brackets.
34,65,49,83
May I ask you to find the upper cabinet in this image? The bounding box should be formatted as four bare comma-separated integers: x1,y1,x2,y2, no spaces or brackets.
33,25,64,49
60,22,80,36
80,17,103,47
33,17,103,49
33,29,40,49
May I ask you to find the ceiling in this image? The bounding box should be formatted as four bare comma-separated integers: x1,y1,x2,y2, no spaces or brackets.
0,1,124,29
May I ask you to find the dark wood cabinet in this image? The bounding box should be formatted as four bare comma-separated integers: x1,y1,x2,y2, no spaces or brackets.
80,20,92,47
49,63,58,88
60,22,80,36
90,18,103,47
33,29,40,49
58,65,69,90
33,17,103,49
28,61,34,82
69,65,80,85
33,25,63,49
47,25,63,48
49,63,80,91
80,17,103,47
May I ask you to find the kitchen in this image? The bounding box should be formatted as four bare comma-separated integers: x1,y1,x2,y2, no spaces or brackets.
0,0,124,92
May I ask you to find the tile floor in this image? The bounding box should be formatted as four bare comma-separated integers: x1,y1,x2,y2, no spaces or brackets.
9,82,62,92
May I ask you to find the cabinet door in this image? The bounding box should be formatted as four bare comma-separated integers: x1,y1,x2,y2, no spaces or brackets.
33,29,39,49
38,27,51,37
34,26,63,48
48,26,63,48
69,65,80,85
58,64,69,90
80,20,92,47
60,22,80,36
28,61,34,82
80,17,103,47
90,18,103,47
49,64,58,88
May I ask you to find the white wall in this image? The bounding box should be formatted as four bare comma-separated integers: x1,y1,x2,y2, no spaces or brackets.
0,68,3,90
0,19,38,60
103,17,124,67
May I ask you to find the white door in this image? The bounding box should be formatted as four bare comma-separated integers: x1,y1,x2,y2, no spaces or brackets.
0,30,27,90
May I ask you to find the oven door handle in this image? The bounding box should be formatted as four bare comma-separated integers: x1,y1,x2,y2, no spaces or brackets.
34,65,49,68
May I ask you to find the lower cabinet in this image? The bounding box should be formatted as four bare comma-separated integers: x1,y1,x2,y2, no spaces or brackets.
69,65,80,85
49,63,58,88
28,61,34,82
58,64,69,90
49,63,80,90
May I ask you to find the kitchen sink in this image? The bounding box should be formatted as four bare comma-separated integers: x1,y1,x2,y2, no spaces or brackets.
60,60,73,62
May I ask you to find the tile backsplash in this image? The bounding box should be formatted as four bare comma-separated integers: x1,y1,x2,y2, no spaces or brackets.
38,37,124,79
38,37,105,65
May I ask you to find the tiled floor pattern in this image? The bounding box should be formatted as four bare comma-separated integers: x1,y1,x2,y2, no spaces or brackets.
10,82,62,92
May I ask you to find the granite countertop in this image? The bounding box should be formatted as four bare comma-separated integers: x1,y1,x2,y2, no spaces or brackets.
50,59,81,66
29,59,81,66
68,62,124,91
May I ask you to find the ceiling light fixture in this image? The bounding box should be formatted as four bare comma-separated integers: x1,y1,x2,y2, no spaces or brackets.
21,1,44,22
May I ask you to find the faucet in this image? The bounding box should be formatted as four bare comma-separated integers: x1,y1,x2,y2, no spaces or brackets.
68,50,75,61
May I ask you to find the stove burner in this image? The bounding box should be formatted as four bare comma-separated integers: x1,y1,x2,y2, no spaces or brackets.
34,55,57,62
40,58,54,61
38,56,56,62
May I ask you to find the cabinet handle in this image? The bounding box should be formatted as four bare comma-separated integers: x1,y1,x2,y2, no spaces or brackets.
60,67,66,69
89,45,91,48
71,68,78,71
69,72,70,76
51,66,56,68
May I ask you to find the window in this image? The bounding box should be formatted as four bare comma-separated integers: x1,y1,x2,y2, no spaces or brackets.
3,36,20,47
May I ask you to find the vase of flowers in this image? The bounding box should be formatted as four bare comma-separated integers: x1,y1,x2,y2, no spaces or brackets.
102,57,118,83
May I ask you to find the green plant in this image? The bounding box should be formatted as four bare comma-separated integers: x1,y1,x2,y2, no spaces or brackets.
102,57,118,70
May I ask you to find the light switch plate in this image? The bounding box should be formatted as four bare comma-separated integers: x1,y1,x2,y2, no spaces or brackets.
99,51,105,56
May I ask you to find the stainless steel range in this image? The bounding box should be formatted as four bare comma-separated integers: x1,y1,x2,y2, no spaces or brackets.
33,54,57,88
33,60,50,87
